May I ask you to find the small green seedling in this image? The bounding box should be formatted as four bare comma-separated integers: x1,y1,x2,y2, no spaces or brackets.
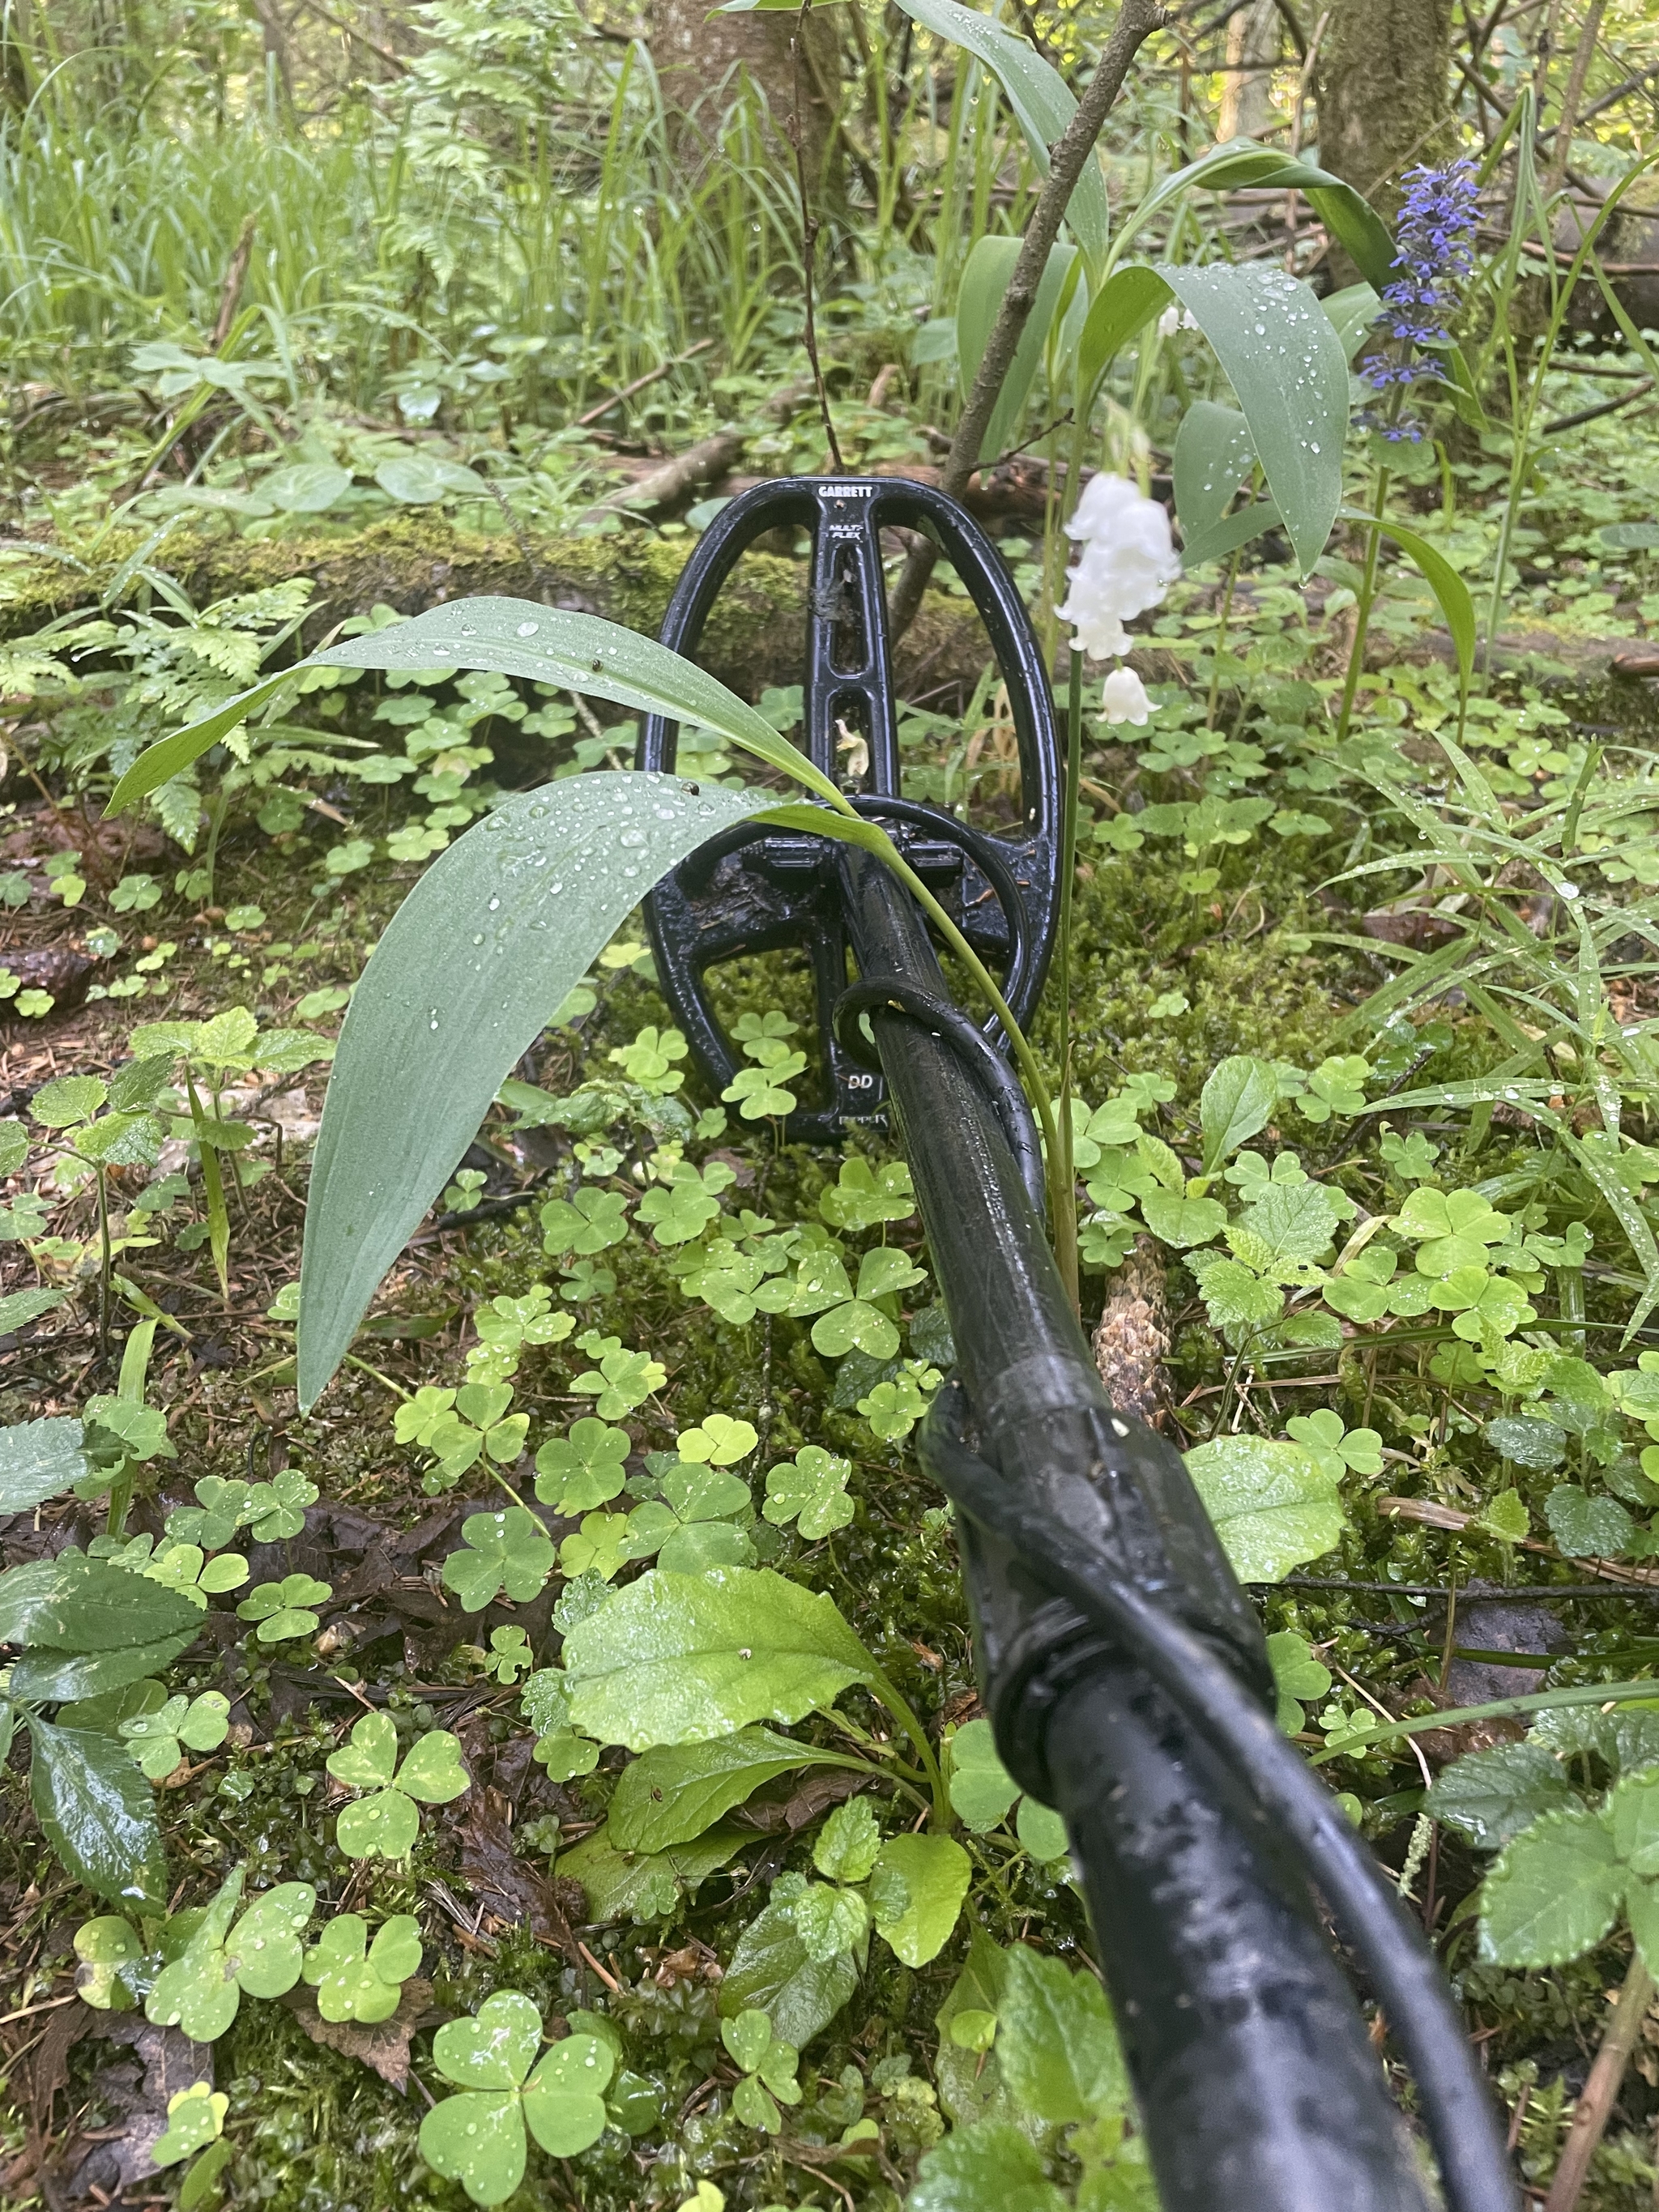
721,2006,802,2132
75,1914,146,2009
237,1574,331,1642
326,1711,470,1860
147,1866,315,2041
484,1625,534,1682
569,1333,666,1420
441,1506,557,1612
121,1690,232,1779
417,1991,614,2206
150,2082,227,2168
301,1913,422,2022
676,1413,757,1466
819,1157,915,1231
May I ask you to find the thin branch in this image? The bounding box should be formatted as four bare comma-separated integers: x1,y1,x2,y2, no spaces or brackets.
1542,1950,1655,2212
888,0,1168,638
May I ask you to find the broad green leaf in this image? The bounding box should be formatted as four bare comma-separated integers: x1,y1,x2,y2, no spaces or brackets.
1199,1055,1278,1174
314,600,827,793
1138,1191,1226,1249
947,1718,1021,1831
794,1881,871,1960
29,1720,166,1904
1322,281,1382,360
151,2084,227,2168
814,1798,882,1884
107,669,293,810
0,1415,88,1513
1426,1745,1575,1852
872,1832,971,1965
1479,1805,1623,1966
608,1727,851,1853
893,0,1109,263
1360,512,1475,693
997,1945,1128,2124
74,1913,145,2008
0,1555,202,1652
1606,1765,1659,1877
336,1788,420,1860
375,454,488,505
1172,402,1265,570
1120,141,1397,292
296,772,777,1406
1156,262,1348,574
262,462,352,513
11,1635,195,1704
1015,1797,1068,1864
719,1895,860,2048
911,2120,1068,2212
558,1822,749,1922
1076,264,1171,410
1184,1434,1346,1582
562,1566,879,1750
957,238,1077,469
1545,1485,1635,1559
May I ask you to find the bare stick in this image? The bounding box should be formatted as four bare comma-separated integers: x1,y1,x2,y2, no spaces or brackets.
887,0,1166,638
1543,1950,1655,2212
793,0,845,472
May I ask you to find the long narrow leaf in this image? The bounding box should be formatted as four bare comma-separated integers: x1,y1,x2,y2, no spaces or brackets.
892,0,1110,262
107,599,832,819
1075,263,1170,409
296,772,778,1407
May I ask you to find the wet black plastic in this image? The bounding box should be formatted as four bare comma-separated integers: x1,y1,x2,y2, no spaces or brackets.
633,479,1515,2212
638,475,1062,1140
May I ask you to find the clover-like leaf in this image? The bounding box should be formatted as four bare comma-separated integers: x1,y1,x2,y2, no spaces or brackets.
419,1993,613,2207
820,1157,915,1232
569,1338,666,1420
441,1507,557,1613
151,2082,227,2169
120,1690,230,1780
147,1867,315,2041
327,1712,469,1860
302,1912,422,2022
946,1718,1021,1832
236,1573,331,1643
74,1914,144,2009
676,1413,757,1466
535,1417,631,1512
763,1447,853,1539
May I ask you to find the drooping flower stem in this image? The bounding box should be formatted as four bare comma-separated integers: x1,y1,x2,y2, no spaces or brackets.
1204,545,1244,732
1053,648,1085,1312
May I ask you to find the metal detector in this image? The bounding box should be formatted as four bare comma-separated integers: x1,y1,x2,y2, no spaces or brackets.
635,476,1516,2212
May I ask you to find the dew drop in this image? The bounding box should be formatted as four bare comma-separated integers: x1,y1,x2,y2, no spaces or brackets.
430,644,454,658
516,620,540,637
472,932,484,945
1559,880,1581,899
488,895,501,911
619,827,646,848
429,1011,440,1029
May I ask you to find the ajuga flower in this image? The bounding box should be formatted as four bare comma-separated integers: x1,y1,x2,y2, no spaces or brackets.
1057,475,1180,661
1100,667,1153,726
1360,158,1481,441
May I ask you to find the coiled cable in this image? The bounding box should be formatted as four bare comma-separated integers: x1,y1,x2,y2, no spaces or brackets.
920,1400,1518,2212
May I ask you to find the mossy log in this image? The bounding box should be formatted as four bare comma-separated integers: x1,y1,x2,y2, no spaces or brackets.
0,513,998,701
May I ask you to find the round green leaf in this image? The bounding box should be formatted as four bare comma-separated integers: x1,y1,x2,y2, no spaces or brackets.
522,2034,614,2154
418,2090,527,2206
335,1787,420,1861
433,1991,544,2090
326,1711,399,1790
396,1728,470,1804
262,462,352,513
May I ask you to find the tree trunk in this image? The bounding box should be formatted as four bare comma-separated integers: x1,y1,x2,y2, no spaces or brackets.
648,0,843,214
1316,0,1456,275
1219,0,1281,144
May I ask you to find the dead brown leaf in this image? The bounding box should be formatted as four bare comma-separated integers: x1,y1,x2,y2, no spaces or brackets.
279,1980,443,2090
458,1788,584,1958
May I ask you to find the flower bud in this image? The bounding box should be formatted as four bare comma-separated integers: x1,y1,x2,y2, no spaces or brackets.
1100,667,1153,727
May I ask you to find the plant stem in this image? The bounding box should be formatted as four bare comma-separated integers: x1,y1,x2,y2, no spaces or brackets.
104,1459,135,1541
96,1163,111,1360
1205,547,1243,731
1544,1948,1654,2212
1052,650,1084,1311
869,1672,949,1826
1335,463,1392,744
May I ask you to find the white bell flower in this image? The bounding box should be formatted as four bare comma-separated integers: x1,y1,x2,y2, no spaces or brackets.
1056,474,1180,662
1100,666,1153,727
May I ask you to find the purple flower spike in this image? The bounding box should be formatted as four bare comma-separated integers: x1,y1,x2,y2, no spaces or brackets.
1359,156,1481,437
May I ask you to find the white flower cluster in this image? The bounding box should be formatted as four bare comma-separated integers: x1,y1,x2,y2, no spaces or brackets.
1056,472,1179,726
